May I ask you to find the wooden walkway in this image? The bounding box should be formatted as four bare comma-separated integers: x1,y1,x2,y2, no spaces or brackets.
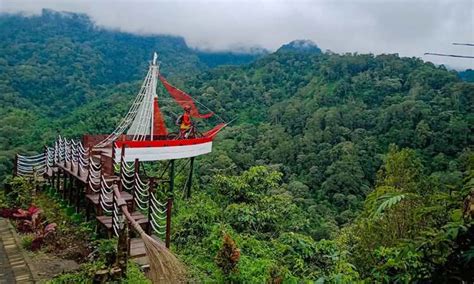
46,160,155,265
17,138,175,271
0,218,35,283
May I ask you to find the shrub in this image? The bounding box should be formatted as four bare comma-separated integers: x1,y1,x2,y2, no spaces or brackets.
215,233,240,278
21,234,34,250
6,177,34,208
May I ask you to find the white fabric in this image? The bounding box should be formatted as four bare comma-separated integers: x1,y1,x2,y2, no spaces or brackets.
114,142,212,162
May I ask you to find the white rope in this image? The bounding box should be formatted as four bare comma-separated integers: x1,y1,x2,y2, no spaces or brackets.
88,180,100,193
101,176,113,189
133,177,148,190
151,211,167,220
134,192,149,205
150,221,166,235
135,199,149,211
121,170,134,179
96,66,154,147
151,193,166,207
151,218,166,229
100,199,112,213
18,160,46,167
135,186,150,196
121,181,134,191
135,174,149,188
17,153,45,159
151,201,167,215
90,159,101,170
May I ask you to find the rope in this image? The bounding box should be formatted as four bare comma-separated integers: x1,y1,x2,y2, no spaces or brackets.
135,173,149,188
100,199,112,213
151,193,166,207
135,199,149,211
134,193,149,205
88,180,100,193
121,181,135,191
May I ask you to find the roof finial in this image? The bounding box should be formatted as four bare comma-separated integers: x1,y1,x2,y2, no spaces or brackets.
153,52,158,66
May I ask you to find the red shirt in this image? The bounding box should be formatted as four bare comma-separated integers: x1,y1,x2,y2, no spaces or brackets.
180,112,191,129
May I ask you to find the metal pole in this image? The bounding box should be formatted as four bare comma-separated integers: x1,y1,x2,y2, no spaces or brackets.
186,157,195,199
165,197,173,248
169,160,175,196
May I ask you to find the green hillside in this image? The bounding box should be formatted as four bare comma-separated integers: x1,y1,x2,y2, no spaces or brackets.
49,51,474,282
0,10,262,182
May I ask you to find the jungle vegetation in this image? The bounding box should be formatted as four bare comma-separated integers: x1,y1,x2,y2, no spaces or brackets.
0,10,473,282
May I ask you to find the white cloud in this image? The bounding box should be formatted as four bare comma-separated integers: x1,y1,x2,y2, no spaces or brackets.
1,0,473,69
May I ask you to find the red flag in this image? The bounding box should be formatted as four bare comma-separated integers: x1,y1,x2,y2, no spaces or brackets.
153,97,168,137
159,75,214,119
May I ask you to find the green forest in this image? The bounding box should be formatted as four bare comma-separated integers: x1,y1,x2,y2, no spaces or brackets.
0,10,473,283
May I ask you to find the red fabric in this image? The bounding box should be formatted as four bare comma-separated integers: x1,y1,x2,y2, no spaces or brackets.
153,97,168,136
159,75,214,119
202,123,227,138
114,124,226,148
115,136,213,148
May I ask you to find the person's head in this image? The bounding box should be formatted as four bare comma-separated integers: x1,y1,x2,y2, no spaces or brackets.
184,105,191,113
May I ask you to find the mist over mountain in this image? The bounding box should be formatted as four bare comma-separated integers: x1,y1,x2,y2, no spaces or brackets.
277,39,323,54
0,8,473,283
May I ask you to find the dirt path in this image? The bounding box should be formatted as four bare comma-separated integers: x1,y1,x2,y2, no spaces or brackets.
0,218,34,283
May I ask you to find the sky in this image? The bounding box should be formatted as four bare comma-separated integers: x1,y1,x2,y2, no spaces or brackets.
1,0,473,70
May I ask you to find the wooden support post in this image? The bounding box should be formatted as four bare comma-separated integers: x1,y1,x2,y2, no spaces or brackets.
165,197,173,249
62,171,68,199
76,155,81,178
134,158,139,177
68,174,74,204
116,219,129,278
186,157,195,199
75,179,82,213
43,145,48,181
119,145,125,182
13,154,18,177
56,169,61,193
70,152,74,171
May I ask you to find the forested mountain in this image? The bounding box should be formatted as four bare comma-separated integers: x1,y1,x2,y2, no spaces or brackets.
1,10,473,283
459,69,474,82
0,10,263,183
277,39,322,54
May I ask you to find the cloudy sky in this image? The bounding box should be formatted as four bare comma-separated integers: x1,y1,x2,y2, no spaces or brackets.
2,0,473,69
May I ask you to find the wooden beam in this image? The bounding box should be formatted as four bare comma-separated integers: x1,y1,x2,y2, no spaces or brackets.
165,197,173,249
13,154,18,177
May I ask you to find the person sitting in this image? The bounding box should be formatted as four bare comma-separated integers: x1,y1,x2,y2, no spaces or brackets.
176,105,192,138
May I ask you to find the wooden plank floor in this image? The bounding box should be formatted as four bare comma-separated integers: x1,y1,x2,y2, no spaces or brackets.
130,236,165,269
